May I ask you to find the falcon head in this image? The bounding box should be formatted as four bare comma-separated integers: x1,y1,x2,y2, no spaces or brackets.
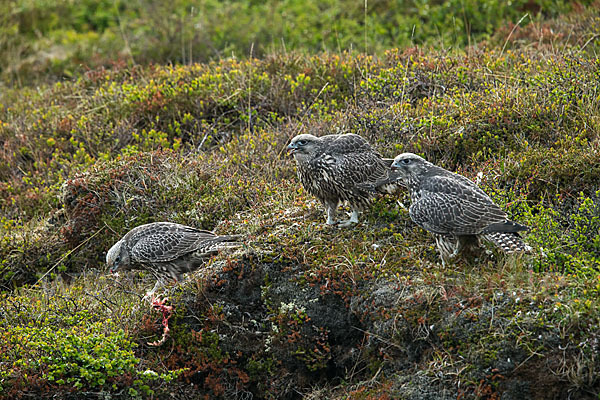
287,134,321,161
390,153,429,179
106,239,130,274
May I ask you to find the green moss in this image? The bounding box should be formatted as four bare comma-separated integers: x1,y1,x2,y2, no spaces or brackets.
0,283,183,397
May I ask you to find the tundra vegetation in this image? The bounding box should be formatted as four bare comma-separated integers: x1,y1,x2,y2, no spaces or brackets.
1,1,600,399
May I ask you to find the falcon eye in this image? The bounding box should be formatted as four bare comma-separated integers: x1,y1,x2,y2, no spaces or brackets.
401,159,411,164
297,139,308,146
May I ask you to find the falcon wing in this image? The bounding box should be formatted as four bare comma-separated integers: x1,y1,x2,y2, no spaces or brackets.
409,175,507,235
324,134,373,154
341,150,389,184
130,223,218,263
364,168,406,193
310,135,388,186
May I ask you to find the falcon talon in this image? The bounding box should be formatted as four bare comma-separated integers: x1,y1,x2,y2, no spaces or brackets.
337,220,358,228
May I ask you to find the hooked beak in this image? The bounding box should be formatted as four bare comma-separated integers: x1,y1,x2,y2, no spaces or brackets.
390,162,400,171
287,143,297,155
109,262,119,275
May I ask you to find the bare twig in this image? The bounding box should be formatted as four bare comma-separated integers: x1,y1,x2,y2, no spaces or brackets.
581,34,600,51
32,227,104,288
352,326,404,350
499,14,530,60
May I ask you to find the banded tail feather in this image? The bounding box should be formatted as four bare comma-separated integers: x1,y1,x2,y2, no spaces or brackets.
483,232,532,253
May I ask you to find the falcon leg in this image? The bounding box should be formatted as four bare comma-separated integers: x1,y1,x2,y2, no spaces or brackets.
338,209,359,227
449,239,464,259
439,250,453,267
325,202,337,225
434,234,458,265
143,278,166,302
440,257,448,268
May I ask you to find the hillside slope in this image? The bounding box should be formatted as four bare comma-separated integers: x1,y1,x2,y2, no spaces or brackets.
1,7,600,400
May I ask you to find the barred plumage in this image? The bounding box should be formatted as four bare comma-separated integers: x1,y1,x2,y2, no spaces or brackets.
106,222,240,297
287,133,395,226
381,153,530,264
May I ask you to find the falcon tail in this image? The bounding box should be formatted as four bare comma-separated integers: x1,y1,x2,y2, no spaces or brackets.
357,175,405,195
206,235,243,252
482,232,532,253
483,220,529,233
376,180,405,194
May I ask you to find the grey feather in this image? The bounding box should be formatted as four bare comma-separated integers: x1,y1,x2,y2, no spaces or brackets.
288,133,392,225
106,222,241,296
388,153,530,263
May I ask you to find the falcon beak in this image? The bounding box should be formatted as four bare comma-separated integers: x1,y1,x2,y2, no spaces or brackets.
390,162,400,171
109,260,120,274
287,144,297,155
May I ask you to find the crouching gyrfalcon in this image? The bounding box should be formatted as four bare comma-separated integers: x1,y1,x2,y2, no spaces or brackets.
106,222,240,298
